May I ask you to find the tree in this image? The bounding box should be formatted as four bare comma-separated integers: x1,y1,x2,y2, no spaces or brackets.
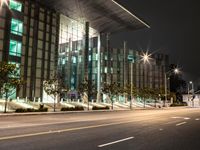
101,82,119,109
43,74,68,112
78,79,97,103
123,83,137,108
0,62,23,113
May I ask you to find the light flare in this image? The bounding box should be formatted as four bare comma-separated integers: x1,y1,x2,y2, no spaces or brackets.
141,51,152,63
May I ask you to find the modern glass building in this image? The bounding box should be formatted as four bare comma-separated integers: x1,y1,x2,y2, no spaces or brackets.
0,0,153,101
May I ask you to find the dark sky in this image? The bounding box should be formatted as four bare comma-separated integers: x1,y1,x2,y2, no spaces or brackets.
112,0,200,84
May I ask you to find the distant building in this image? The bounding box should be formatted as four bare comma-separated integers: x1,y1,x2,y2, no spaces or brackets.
59,44,169,96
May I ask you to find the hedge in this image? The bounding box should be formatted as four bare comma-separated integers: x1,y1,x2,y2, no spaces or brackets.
92,106,110,110
61,106,84,111
15,107,48,113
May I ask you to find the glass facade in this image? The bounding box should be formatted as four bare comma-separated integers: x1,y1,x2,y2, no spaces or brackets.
9,40,22,57
11,18,23,36
58,15,98,91
9,0,22,12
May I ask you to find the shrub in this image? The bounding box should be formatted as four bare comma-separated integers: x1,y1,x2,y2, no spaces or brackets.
37,107,48,112
61,107,74,111
75,106,84,111
92,106,110,110
15,107,48,113
61,106,84,111
15,108,27,113
170,102,187,107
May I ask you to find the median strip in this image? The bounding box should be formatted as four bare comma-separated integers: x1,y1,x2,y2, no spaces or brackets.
176,122,187,126
98,137,134,148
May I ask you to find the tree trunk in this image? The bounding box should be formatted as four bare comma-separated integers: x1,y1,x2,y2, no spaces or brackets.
111,97,113,110
4,92,8,113
53,94,56,112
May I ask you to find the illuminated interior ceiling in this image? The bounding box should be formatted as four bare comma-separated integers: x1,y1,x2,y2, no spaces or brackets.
36,0,150,33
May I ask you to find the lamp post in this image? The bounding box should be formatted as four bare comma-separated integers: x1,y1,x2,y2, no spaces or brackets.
189,81,194,107
128,55,134,110
130,60,133,110
128,52,151,110
164,68,179,107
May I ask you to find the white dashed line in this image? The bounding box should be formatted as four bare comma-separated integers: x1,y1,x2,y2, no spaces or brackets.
195,118,199,121
176,122,187,126
98,137,134,148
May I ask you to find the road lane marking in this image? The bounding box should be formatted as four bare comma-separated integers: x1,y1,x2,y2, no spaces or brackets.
172,117,181,119
159,128,163,131
195,118,199,121
171,117,190,120
98,137,134,148
176,122,187,126
0,120,135,141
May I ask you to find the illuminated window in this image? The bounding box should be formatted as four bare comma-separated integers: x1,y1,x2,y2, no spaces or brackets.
9,40,22,57
89,55,91,61
11,19,23,36
9,0,22,12
62,58,65,65
105,67,107,73
72,56,76,64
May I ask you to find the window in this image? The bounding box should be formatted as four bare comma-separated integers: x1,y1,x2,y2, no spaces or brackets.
9,40,22,57
11,19,23,36
9,0,22,12
72,56,76,64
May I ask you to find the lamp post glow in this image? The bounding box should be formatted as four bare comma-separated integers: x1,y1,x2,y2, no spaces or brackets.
141,52,151,64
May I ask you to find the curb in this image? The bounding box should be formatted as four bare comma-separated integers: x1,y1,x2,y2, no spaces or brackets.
0,107,190,117
0,109,131,117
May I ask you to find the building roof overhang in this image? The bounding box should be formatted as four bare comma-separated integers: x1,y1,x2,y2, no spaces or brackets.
36,0,150,33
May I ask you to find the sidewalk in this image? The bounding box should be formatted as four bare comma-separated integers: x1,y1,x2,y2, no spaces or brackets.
0,106,177,117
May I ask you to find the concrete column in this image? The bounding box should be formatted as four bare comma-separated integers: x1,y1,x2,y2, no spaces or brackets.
97,33,101,103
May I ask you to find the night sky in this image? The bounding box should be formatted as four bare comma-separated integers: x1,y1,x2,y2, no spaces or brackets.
112,0,200,85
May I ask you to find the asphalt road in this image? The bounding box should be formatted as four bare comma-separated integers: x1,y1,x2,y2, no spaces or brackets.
0,107,200,150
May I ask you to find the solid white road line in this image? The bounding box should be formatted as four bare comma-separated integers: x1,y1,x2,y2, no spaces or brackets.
176,122,187,126
171,116,190,120
98,137,134,148
0,120,136,141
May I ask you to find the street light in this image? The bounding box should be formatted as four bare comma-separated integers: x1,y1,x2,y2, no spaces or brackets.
189,81,194,107
164,68,179,107
141,52,151,64
128,55,134,110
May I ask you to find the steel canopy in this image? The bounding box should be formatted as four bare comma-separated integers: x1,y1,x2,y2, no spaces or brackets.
36,0,150,33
